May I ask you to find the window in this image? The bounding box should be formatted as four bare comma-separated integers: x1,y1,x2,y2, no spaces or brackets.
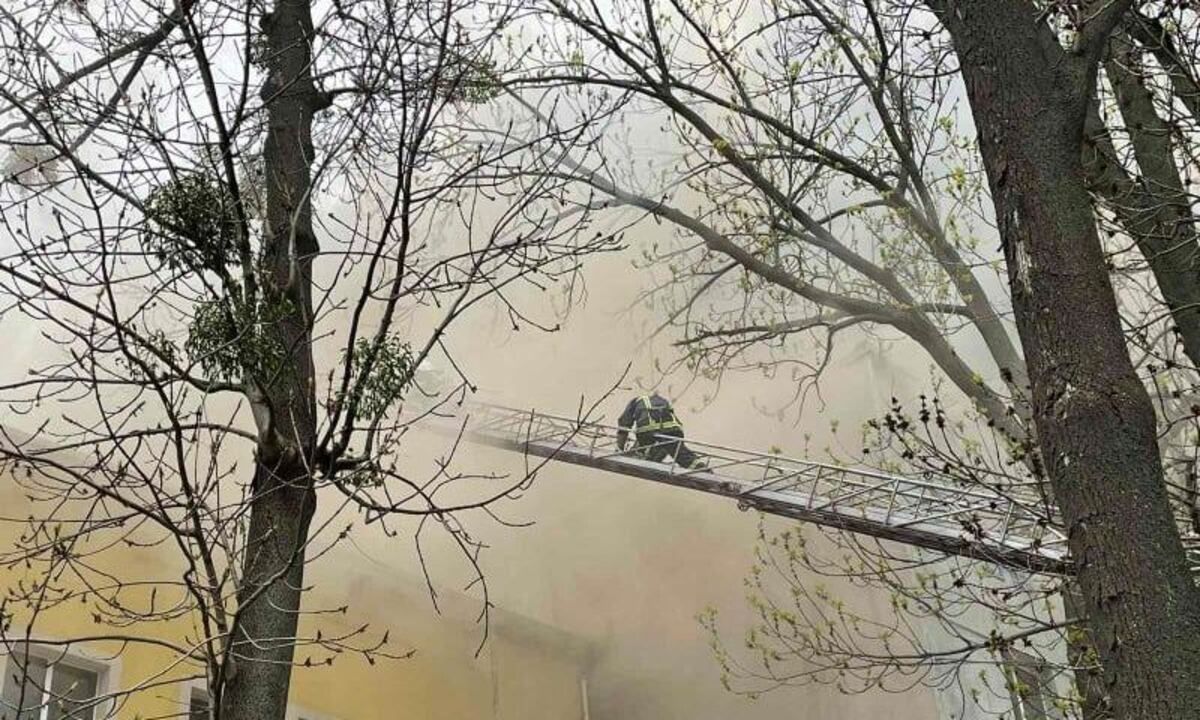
188,688,210,720
1,652,100,720
1002,649,1060,720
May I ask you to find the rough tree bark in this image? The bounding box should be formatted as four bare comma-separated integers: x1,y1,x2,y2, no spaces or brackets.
928,2,1200,718
219,0,326,717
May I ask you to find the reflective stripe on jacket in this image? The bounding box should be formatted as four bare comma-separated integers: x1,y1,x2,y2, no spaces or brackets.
618,394,681,435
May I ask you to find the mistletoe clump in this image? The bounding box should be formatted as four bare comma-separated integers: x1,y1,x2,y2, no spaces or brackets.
145,173,240,272
185,293,292,383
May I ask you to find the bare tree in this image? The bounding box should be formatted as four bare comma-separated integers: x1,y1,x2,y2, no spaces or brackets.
507,0,1200,718
0,1,615,718
702,398,1081,719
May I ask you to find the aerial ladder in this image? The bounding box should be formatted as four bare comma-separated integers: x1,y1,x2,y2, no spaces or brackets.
423,399,1071,575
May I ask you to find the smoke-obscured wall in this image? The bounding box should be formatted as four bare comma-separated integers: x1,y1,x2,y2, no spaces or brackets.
343,241,943,720
0,176,946,720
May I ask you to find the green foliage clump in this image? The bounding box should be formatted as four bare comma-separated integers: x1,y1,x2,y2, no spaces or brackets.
438,56,501,105
146,173,239,271
185,295,291,383
347,336,414,420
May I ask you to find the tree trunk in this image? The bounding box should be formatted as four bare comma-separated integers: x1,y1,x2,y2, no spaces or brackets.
221,461,316,719
1082,33,1200,370
929,2,1200,718
220,0,324,717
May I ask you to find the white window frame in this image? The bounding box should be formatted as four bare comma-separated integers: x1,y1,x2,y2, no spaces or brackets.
179,681,210,719
1001,648,1060,720
0,636,118,720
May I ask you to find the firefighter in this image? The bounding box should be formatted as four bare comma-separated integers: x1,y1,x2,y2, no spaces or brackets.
615,393,706,469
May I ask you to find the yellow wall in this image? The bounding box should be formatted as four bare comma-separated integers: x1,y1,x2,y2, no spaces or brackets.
0,456,590,720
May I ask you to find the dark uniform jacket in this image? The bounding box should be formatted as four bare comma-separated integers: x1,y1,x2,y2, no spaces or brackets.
616,394,681,450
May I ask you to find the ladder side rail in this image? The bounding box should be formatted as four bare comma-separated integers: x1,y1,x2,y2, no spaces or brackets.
807,476,899,514
471,402,1011,508
891,500,1007,531
493,417,1044,546
439,403,1073,573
